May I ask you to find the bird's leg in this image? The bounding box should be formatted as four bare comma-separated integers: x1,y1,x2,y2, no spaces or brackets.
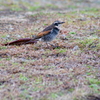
49,43,55,47
47,42,57,49
46,42,49,48
45,42,53,49
45,42,58,49
49,43,59,49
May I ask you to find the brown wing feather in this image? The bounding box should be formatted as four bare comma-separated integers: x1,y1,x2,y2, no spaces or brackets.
36,30,51,39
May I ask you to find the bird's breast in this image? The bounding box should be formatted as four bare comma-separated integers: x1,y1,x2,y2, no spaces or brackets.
41,28,60,42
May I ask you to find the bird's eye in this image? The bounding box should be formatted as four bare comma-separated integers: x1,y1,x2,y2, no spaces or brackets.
54,22,58,26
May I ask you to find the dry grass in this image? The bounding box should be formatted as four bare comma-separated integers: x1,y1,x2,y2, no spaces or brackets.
0,1,100,100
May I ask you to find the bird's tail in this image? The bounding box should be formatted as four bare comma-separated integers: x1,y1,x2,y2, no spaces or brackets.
2,30,51,46
2,38,37,46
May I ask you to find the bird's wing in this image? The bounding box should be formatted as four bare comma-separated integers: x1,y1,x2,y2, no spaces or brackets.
24,30,51,44
42,24,54,32
33,24,54,39
34,30,51,39
34,24,54,39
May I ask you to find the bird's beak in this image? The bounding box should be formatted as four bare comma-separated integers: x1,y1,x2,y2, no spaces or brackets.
59,22,65,24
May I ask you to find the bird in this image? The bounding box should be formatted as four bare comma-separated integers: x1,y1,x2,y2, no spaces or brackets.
25,20,65,45
2,20,65,46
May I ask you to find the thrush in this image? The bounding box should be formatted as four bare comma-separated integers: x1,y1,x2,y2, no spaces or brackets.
2,21,65,46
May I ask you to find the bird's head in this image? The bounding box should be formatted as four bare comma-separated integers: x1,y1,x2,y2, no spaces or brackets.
53,20,65,26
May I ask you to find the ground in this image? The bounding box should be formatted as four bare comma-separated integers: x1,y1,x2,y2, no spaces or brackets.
0,0,100,100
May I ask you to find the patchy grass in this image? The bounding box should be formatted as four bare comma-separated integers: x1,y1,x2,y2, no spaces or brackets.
0,0,100,100
76,36,100,50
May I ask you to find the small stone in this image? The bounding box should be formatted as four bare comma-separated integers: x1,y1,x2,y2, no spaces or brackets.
16,35,21,38
73,45,80,51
